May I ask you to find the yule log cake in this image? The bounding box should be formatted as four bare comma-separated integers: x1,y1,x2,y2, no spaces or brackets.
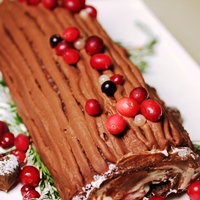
0,0,200,199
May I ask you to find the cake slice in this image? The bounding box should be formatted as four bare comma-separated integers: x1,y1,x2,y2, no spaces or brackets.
0,155,20,192
0,0,199,199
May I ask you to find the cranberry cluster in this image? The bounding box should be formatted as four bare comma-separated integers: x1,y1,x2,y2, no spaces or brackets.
50,26,113,68
85,87,162,135
0,121,30,162
85,74,124,116
19,0,97,17
20,166,40,199
85,85,162,134
0,121,41,199
50,27,83,64
106,87,163,135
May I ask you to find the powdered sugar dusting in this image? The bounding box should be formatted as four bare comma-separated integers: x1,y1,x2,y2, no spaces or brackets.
0,154,19,175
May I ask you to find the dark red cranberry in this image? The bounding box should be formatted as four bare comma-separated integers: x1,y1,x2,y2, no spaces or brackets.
0,132,15,149
49,34,63,48
110,74,123,85
21,184,35,196
129,86,148,104
85,99,102,116
85,35,104,55
0,121,9,139
84,5,97,18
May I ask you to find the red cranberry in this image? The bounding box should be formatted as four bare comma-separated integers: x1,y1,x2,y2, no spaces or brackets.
187,180,200,200
129,86,148,104
110,74,123,85
140,99,162,122
23,190,40,200
0,132,15,149
62,27,80,42
84,5,97,18
0,121,9,139
85,99,102,116
26,0,41,6
42,0,57,9
62,48,80,65
11,149,26,165
21,184,35,196
116,97,140,117
15,133,30,151
55,40,74,56
90,53,112,70
85,35,104,55
63,0,84,13
106,114,126,135
20,165,40,187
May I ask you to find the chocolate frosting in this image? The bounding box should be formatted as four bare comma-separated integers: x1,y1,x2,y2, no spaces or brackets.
0,1,199,199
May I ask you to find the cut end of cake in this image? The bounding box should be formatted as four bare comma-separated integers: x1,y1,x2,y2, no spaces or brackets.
74,147,200,199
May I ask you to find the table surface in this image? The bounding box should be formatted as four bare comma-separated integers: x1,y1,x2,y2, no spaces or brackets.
143,0,200,67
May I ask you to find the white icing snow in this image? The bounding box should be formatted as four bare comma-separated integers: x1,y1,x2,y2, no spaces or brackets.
0,154,19,175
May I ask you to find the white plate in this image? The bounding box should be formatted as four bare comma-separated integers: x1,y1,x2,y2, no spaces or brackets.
1,0,200,199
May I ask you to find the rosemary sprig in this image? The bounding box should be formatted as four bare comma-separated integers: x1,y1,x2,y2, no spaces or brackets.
27,145,60,200
193,142,200,152
0,79,6,87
